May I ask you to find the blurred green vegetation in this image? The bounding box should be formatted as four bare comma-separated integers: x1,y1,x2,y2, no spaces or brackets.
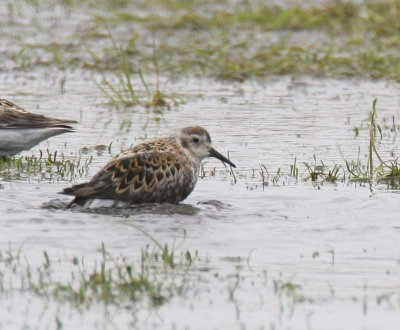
2,0,400,81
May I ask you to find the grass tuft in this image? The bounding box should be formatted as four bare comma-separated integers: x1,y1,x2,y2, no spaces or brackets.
0,150,92,182
89,32,180,110
254,99,400,188
0,240,198,307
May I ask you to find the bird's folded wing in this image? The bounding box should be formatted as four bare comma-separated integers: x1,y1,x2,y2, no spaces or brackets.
63,151,190,202
0,99,77,128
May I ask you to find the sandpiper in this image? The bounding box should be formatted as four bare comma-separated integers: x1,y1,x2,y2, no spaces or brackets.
0,99,77,156
63,126,236,207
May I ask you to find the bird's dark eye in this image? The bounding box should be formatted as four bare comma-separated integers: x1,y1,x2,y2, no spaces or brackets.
192,137,200,143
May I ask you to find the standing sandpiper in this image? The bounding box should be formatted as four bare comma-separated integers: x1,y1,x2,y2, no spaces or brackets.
63,126,236,207
0,99,77,156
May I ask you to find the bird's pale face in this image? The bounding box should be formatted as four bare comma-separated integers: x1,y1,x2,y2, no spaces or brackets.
179,127,236,168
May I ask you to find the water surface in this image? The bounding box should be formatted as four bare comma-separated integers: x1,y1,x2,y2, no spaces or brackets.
1,2,400,329
1,72,400,330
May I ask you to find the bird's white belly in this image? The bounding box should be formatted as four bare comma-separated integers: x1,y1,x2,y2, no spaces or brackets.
82,198,130,208
0,128,69,156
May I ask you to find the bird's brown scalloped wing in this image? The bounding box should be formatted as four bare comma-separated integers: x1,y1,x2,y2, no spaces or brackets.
65,151,195,204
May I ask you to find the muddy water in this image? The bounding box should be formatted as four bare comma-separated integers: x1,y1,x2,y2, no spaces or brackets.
1,71,400,330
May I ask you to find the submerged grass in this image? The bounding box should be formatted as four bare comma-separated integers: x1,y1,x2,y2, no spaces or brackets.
0,150,92,182
0,239,198,307
254,99,400,188
0,226,199,307
343,99,400,184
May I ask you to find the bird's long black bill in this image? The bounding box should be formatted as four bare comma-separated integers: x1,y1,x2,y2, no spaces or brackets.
209,148,236,168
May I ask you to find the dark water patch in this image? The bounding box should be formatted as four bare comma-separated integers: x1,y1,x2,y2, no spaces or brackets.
197,199,232,210
43,198,202,216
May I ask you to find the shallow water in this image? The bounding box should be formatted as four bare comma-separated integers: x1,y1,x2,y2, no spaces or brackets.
1,72,400,330
1,2,400,330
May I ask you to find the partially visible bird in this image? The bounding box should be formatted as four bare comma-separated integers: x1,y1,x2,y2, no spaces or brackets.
63,126,236,207
0,99,77,156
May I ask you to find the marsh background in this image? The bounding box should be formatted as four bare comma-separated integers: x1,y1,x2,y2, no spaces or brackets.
1,1,400,329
